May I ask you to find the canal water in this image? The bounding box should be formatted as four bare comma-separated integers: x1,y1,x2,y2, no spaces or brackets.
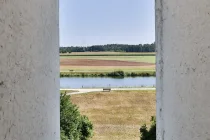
60,77,156,89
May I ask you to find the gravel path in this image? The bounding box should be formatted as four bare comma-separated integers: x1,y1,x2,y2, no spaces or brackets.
61,88,156,95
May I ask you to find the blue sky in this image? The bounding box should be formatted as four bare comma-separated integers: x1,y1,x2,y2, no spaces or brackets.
59,0,155,46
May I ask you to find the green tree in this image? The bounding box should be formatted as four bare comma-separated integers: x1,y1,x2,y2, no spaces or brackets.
79,116,93,140
140,116,156,140
61,130,69,140
60,93,93,140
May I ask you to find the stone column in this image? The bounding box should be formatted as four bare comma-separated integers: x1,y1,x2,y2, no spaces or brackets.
156,0,210,140
0,0,59,139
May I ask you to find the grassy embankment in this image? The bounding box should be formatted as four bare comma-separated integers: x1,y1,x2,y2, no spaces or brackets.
70,90,156,140
60,52,156,77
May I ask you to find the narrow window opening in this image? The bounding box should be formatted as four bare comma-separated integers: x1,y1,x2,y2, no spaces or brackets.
59,0,156,139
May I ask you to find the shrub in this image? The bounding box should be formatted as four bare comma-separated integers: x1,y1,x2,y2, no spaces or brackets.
60,93,93,140
99,73,105,77
79,116,94,140
60,71,155,78
61,130,69,140
140,116,156,140
81,73,85,77
107,70,125,77
131,72,138,77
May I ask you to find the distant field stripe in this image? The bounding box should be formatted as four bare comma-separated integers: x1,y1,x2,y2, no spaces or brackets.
60,54,156,56
60,56,156,63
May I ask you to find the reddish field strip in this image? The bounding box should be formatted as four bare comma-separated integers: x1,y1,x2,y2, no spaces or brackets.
60,59,154,66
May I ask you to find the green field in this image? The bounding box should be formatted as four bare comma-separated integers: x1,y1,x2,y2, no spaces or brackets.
60,66,154,72
60,52,156,77
60,55,155,63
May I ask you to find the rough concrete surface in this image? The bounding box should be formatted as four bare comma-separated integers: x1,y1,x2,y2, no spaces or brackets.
156,0,210,140
0,0,59,140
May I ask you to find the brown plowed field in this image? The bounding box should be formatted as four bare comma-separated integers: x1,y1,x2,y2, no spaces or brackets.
61,59,154,66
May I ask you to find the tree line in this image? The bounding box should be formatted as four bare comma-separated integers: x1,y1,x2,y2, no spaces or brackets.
60,43,155,53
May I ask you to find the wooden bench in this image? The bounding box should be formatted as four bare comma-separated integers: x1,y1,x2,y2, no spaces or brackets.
103,88,111,92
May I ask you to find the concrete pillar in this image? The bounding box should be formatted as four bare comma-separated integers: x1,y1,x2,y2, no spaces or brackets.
0,0,59,140
156,0,210,139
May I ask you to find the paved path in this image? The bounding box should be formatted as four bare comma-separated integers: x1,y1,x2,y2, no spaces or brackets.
61,88,156,95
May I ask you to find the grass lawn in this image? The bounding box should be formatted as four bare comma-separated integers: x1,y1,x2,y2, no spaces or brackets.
60,66,155,73
71,90,156,140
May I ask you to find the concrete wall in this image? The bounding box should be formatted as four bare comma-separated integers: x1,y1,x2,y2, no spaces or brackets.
0,0,59,139
156,0,210,139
